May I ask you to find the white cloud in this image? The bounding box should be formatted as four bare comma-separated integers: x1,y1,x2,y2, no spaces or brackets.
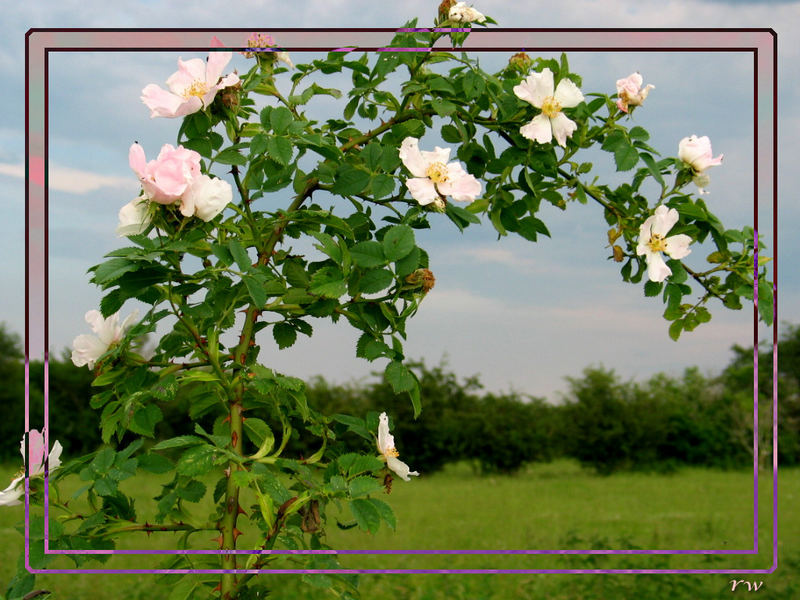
0,162,136,195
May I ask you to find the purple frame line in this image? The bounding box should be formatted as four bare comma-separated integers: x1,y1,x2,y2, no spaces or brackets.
24,27,778,575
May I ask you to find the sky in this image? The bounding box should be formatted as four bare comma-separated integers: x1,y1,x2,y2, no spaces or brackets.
2,0,798,402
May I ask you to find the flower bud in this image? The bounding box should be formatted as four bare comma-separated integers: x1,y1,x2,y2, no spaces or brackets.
405,269,436,294
438,0,457,20
219,81,241,110
508,52,533,72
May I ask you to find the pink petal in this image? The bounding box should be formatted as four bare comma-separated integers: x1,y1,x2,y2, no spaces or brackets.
141,84,186,118
406,177,440,206
175,57,207,83
520,114,552,144
128,143,147,178
438,163,481,202
206,49,233,86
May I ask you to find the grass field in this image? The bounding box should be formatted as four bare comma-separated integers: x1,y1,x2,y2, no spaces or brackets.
1,459,798,599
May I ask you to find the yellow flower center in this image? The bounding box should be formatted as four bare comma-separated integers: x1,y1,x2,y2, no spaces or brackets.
647,233,668,253
541,95,562,119
426,162,449,184
385,447,400,458
182,80,210,100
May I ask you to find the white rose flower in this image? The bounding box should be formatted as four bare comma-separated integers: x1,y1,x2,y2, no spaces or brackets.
399,137,481,206
116,194,151,237
377,412,419,482
636,205,693,283
71,309,139,369
449,2,486,23
180,174,233,222
514,67,584,147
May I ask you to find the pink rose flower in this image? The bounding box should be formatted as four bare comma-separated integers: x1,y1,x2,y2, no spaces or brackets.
141,36,240,118
129,142,201,205
615,72,654,113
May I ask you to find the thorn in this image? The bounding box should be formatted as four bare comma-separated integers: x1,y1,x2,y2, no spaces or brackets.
212,583,222,593
233,528,243,541
241,415,247,422
212,534,224,548
237,504,248,516
223,414,231,424
224,466,231,478
231,431,239,447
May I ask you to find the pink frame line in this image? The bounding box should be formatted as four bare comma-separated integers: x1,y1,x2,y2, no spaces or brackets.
24,27,777,575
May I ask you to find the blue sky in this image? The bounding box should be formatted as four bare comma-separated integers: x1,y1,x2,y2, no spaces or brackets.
2,0,797,400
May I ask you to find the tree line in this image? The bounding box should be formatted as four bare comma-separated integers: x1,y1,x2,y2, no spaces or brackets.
1,323,797,474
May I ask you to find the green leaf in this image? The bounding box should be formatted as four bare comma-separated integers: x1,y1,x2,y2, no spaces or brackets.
244,418,274,454
614,143,639,171
228,239,251,271
350,241,386,268
130,404,163,438
214,147,248,166
644,280,662,297
176,445,217,477
176,479,206,503
270,107,294,134
668,319,683,341
273,322,298,349
310,267,347,299
152,435,206,451
350,498,381,534
758,279,774,325
629,126,650,141
385,361,414,393
358,269,394,294
370,174,395,199
369,497,396,530
138,452,173,474
243,273,268,308
93,258,138,285
267,136,293,166
382,225,415,262
361,143,382,170
349,476,382,498
331,163,370,196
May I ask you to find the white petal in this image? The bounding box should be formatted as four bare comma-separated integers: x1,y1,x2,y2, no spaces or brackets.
0,480,23,506
664,234,692,260
406,178,440,206
514,69,554,108
398,138,428,178
420,146,451,166
520,114,553,144
386,456,419,482
185,175,233,221
645,251,672,283
651,205,679,238
549,113,578,147
554,78,584,108
377,412,391,456
71,334,108,369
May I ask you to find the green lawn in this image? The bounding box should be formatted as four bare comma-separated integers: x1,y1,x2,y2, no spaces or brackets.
2,460,798,599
